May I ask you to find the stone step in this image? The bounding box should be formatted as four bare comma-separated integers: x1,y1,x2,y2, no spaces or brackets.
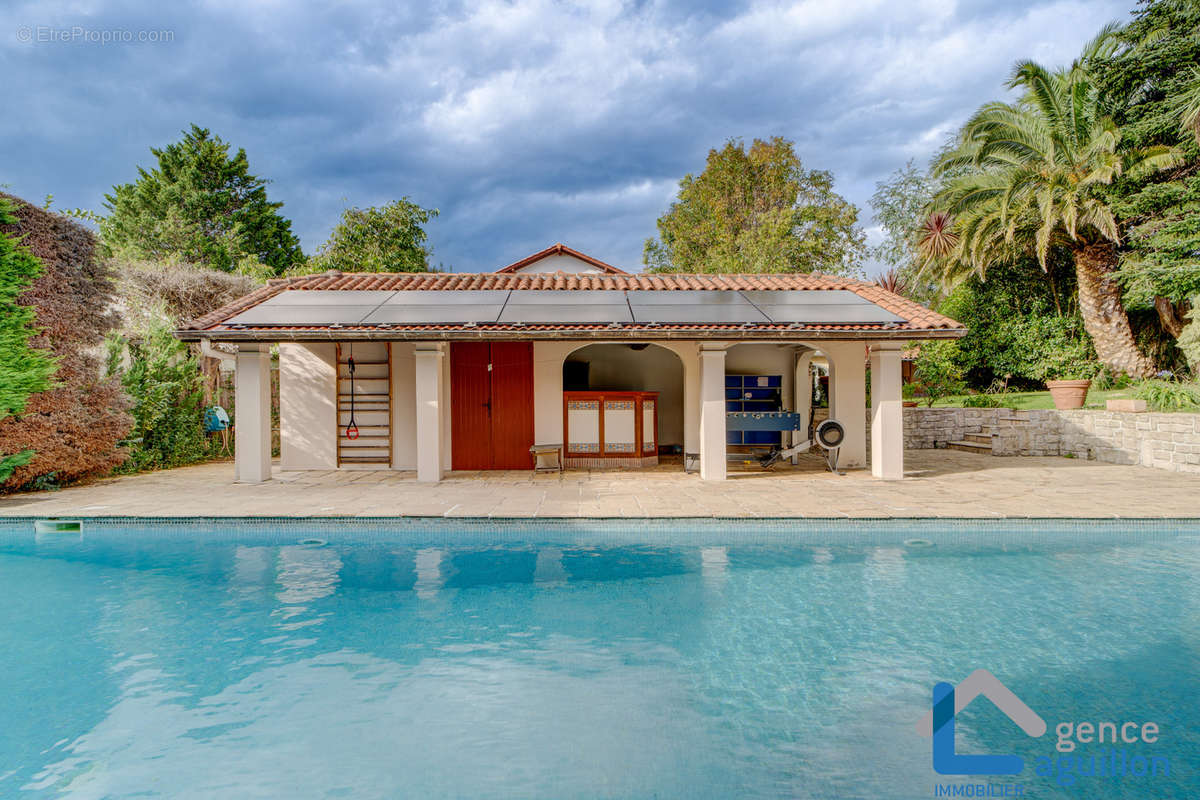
963,433,992,445
947,440,993,455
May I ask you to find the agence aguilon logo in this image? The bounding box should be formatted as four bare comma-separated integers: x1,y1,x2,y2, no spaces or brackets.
915,669,1171,790
915,669,1046,775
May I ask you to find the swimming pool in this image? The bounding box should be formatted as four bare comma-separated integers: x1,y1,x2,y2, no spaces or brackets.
1,518,1197,799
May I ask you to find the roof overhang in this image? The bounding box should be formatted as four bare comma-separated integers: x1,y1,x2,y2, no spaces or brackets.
178,326,966,343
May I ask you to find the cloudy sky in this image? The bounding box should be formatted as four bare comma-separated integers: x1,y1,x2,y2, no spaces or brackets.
4,0,1131,274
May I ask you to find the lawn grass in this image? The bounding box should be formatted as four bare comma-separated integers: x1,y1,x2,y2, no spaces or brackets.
926,388,1132,410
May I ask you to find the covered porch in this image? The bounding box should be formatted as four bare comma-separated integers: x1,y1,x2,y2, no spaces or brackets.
177,270,965,486
230,337,909,485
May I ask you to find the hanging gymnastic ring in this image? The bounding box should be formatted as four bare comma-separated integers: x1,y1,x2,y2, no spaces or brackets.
345,354,359,440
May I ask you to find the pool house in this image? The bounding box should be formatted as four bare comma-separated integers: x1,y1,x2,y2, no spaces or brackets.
177,245,965,484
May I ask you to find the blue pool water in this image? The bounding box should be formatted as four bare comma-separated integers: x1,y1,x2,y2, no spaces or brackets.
1,518,1198,799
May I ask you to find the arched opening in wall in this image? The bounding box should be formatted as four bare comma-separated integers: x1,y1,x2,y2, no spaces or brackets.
724,343,798,459
562,343,684,469
724,343,837,472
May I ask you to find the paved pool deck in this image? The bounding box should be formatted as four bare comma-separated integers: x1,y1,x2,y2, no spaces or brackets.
1,450,1197,519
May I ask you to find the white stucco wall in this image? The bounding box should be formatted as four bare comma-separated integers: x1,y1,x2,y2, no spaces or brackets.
817,341,868,468
391,343,417,469
441,346,452,468
507,254,611,274
533,341,576,446
391,341,451,471
279,342,337,470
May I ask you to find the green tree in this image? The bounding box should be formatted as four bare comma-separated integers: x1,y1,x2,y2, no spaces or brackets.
644,137,865,275
304,199,438,273
869,160,941,303
102,125,304,274
0,199,56,481
910,341,966,406
1091,1,1200,343
925,31,1178,377
106,317,217,473
937,257,1098,388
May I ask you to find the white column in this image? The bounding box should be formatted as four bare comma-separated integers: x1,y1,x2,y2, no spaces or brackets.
793,350,814,464
234,343,273,483
823,341,867,469
699,347,727,481
678,345,701,459
414,344,445,483
870,344,905,480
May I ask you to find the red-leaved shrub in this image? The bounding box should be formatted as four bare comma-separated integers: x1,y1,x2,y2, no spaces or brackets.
0,192,132,490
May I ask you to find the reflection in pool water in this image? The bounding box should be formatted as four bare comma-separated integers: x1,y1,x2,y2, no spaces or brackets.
0,520,1197,799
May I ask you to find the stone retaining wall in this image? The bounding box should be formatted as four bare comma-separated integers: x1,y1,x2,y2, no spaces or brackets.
901,407,1200,474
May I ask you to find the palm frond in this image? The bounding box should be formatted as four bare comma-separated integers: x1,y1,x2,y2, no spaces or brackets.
1172,66,1200,145
917,211,959,260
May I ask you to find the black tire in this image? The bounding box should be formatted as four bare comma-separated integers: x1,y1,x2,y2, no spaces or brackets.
815,419,845,450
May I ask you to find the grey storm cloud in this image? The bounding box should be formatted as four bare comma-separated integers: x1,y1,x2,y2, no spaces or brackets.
3,0,1131,274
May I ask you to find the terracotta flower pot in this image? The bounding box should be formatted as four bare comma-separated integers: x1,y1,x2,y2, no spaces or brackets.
902,401,918,408
1046,379,1091,410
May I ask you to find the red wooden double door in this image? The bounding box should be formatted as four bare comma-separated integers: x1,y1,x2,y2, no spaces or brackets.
450,342,534,470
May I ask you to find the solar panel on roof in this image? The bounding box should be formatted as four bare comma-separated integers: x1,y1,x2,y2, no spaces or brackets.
505,290,629,305
627,290,769,324
361,304,506,324
356,290,510,324
741,290,905,324
739,289,877,307
626,290,749,305
256,290,397,306
754,305,903,324
382,290,511,305
224,289,398,326
222,286,908,328
497,290,634,324
498,305,634,324
226,305,386,326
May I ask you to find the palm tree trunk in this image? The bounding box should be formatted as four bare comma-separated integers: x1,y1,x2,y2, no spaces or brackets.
1072,243,1156,378
1153,296,1185,339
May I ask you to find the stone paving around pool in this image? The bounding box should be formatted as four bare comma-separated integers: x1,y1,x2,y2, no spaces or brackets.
2,449,1197,519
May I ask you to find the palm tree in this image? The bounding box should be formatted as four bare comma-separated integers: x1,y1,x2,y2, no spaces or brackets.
922,35,1178,377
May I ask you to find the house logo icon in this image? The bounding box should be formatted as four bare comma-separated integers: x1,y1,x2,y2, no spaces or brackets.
915,669,1047,775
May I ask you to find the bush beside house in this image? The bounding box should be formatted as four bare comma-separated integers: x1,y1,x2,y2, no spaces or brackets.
0,192,132,490
0,199,56,481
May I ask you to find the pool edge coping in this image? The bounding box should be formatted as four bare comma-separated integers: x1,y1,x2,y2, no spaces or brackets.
3,515,1200,524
